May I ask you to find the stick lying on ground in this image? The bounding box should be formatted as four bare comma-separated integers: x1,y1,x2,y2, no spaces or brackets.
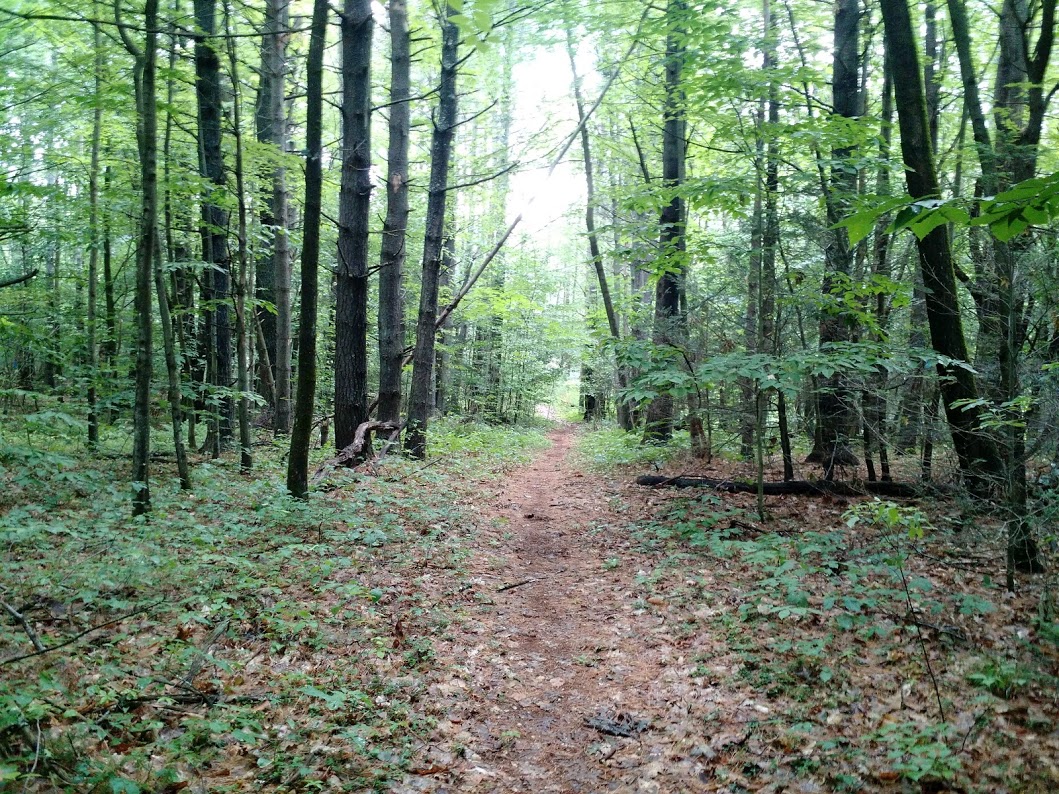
636,475,929,498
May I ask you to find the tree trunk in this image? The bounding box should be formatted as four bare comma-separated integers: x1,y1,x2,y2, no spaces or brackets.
405,5,459,459
947,0,1053,573
87,15,103,447
255,0,291,434
286,0,329,498
155,237,192,490
119,0,160,517
643,0,688,443
225,0,253,473
334,0,374,462
377,0,410,426
566,27,630,429
806,0,860,472
194,0,233,447
864,52,894,483
879,0,1005,489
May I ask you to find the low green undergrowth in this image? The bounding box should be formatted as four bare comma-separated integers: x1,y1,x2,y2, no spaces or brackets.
630,488,1059,789
1,418,548,791
574,424,688,470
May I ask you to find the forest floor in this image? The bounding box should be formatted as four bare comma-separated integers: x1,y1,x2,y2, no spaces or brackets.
394,424,1059,794
3,419,1059,792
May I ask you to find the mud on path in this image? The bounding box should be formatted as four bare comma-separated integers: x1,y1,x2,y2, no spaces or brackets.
396,424,737,793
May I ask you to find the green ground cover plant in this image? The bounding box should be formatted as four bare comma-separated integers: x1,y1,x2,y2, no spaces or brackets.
1,415,547,791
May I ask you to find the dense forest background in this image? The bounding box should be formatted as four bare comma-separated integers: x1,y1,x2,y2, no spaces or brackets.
3,0,1059,789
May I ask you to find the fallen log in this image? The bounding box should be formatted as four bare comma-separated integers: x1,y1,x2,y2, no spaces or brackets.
635,474,929,498
312,420,401,482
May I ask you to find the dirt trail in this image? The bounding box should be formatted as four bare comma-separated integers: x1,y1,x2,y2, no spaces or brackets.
397,425,720,793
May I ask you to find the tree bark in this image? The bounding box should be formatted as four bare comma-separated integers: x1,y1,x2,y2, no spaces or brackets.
334,0,374,462
879,0,1005,489
377,0,410,426
643,0,688,443
286,0,329,498
255,0,291,434
194,0,233,447
225,0,253,473
405,5,459,459
117,0,159,516
806,0,860,472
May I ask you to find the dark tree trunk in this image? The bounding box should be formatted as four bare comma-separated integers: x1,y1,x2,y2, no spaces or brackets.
87,16,103,447
643,0,687,443
405,5,458,459
334,0,374,462
377,0,410,425
119,0,160,516
194,0,233,446
286,0,329,498
807,0,860,473
225,0,253,473
946,0,1053,574
880,0,1005,490
255,0,291,434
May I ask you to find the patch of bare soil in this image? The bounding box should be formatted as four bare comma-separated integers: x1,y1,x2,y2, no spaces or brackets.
396,425,759,793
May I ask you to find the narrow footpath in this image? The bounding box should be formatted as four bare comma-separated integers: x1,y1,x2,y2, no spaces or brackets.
396,425,737,793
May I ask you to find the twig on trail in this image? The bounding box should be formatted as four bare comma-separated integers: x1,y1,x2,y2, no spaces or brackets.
497,568,566,592
1,600,163,666
497,578,537,592
2,599,45,653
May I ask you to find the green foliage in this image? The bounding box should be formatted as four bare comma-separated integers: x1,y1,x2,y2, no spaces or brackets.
875,721,962,783
575,425,686,470
966,659,1030,698
618,336,965,408
0,425,531,788
428,417,552,473
835,171,1059,245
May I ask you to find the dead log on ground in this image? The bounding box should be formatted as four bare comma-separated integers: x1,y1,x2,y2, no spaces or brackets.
635,474,930,498
312,420,401,482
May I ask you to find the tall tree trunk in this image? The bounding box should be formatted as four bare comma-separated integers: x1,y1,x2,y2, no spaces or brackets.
566,27,630,429
334,0,374,461
225,0,253,473
864,52,894,482
947,0,1053,574
194,0,233,447
377,0,410,425
405,4,459,459
255,0,291,433
155,3,191,490
879,0,1005,489
643,0,688,443
117,0,159,516
87,15,104,447
807,0,860,472
286,0,329,498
